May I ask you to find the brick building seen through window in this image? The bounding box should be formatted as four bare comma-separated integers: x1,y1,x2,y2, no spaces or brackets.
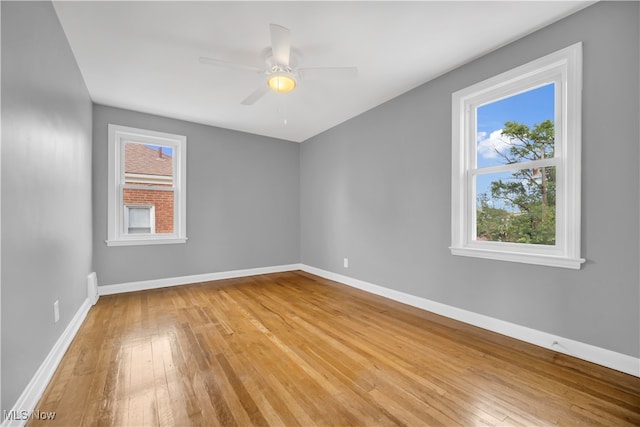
123,142,174,234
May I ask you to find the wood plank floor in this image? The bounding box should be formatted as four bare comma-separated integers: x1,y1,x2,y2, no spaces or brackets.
29,271,640,426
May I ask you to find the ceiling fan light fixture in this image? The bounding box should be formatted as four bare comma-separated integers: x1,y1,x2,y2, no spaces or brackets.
267,73,296,93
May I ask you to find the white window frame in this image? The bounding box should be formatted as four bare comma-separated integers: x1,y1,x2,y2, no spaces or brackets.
450,42,584,269
124,205,155,235
107,124,187,246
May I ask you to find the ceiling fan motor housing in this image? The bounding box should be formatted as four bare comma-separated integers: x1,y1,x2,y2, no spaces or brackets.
200,24,357,105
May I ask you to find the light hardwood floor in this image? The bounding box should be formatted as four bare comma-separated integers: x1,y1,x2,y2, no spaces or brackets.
29,271,640,426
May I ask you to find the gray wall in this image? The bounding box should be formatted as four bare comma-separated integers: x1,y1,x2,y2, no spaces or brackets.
93,105,300,286
300,1,640,358
1,1,93,413
1,1,636,416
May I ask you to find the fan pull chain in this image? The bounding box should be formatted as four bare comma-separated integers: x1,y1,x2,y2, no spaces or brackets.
283,96,288,125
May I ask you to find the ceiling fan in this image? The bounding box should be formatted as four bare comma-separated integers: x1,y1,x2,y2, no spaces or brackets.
199,24,358,105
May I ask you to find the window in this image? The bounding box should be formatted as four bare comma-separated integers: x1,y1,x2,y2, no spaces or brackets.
107,124,187,246
450,42,583,269
124,205,155,234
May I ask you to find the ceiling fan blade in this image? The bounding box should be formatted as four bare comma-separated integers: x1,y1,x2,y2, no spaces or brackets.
199,57,263,73
241,86,270,106
270,24,291,67
298,67,358,81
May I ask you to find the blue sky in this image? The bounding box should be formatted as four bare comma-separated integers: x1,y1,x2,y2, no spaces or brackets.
145,144,173,157
477,83,554,146
475,83,554,207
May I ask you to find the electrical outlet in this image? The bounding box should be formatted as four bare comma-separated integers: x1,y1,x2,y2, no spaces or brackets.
344,258,349,268
54,300,60,323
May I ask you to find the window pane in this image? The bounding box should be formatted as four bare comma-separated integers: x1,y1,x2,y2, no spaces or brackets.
123,141,174,187
128,207,150,227
124,188,174,235
477,84,555,168
476,166,556,245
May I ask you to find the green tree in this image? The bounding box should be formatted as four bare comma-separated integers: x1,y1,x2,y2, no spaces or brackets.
476,119,556,245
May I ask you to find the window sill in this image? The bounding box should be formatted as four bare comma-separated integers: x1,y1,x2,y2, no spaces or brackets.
106,237,188,247
450,246,585,269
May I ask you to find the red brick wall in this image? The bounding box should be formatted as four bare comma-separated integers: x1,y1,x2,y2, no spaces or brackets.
123,188,174,233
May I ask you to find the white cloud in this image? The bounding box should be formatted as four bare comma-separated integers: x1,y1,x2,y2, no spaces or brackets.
477,129,512,159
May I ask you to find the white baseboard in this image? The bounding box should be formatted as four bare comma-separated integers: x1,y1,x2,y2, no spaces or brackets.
2,298,91,427
300,264,640,378
98,263,304,296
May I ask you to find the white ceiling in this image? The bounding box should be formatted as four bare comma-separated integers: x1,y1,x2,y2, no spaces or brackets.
53,1,593,143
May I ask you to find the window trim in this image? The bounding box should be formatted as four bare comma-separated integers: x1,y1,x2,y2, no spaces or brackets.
107,124,187,246
450,42,584,269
